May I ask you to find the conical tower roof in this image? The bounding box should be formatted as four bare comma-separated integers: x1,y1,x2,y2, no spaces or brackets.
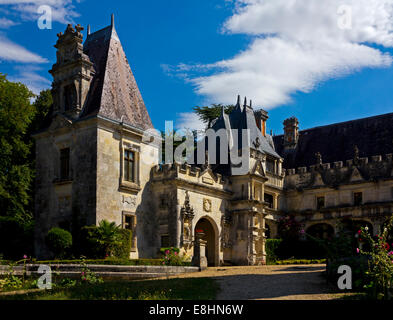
81,16,153,130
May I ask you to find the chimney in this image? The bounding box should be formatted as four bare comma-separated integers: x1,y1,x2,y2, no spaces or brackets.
254,109,269,137
283,117,299,149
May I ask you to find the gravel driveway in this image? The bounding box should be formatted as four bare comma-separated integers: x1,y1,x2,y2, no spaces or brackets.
167,264,351,300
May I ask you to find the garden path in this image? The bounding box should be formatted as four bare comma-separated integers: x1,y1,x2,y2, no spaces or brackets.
166,264,354,300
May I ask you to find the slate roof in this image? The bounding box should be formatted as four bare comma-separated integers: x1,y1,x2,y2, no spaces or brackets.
209,98,280,158
273,112,393,169
197,97,281,176
80,22,153,131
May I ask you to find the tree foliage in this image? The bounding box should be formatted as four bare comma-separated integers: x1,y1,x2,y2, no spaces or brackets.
0,74,36,221
0,74,52,221
193,104,235,128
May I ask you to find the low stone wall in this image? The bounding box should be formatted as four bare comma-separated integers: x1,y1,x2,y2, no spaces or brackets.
0,264,200,280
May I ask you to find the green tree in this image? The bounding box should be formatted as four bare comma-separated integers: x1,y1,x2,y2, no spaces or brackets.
30,89,53,134
193,104,235,128
0,74,36,221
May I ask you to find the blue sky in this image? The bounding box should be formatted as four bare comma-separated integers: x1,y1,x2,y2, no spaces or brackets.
1,0,393,135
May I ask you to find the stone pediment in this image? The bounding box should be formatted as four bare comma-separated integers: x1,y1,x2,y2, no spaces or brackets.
252,159,265,177
349,167,364,183
199,168,218,185
48,114,73,132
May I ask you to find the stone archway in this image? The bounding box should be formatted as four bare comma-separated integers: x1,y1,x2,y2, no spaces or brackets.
195,217,218,266
341,219,374,236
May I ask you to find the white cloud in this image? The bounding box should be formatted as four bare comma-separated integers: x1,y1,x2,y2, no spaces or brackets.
0,0,80,24
0,35,47,63
0,17,17,28
172,0,393,109
175,112,205,132
9,66,51,94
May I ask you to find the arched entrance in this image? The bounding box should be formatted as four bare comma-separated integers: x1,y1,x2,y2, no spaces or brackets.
195,217,217,266
341,219,373,236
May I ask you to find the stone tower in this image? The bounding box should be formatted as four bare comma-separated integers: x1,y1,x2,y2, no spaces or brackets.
34,16,157,259
49,24,94,119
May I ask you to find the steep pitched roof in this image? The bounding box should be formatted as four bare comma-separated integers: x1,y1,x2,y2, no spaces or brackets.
273,112,393,169
217,98,280,159
81,22,153,131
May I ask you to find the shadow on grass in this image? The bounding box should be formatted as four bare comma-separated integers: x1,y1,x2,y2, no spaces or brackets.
0,277,219,301
0,266,362,300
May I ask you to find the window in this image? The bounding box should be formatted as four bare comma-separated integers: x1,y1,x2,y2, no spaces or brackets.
60,148,70,180
161,235,170,248
123,213,137,251
264,193,274,209
354,192,363,206
124,150,135,182
316,196,325,210
266,159,275,174
63,84,76,111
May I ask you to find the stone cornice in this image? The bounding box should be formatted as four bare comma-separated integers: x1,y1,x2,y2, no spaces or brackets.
152,177,233,198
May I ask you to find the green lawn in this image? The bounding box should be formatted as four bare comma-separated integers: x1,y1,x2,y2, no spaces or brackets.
0,277,219,300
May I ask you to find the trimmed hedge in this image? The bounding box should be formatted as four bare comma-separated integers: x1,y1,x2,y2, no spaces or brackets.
266,239,283,264
266,238,327,264
276,239,327,260
275,259,326,265
45,228,72,259
113,229,132,259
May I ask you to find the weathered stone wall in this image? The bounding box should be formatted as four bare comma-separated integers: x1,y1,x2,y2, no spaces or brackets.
34,119,98,258
283,154,393,236
96,122,160,259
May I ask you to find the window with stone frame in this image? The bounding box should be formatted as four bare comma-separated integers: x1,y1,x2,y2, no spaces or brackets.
266,159,275,174
60,148,70,180
264,193,274,209
161,235,170,248
354,192,363,206
316,196,325,210
123,212,137,251
124,149,136,183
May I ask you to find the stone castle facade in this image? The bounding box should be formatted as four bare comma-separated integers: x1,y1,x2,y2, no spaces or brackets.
34,18,393,265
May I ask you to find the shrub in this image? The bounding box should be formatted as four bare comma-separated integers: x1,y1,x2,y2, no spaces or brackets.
358,215,393,300
112,229,132,259
274,239,326,260
161,248,188,266
79,220,131,259
278,215,302,240
45,228,73,259
159,247,180,256
265,239,282,263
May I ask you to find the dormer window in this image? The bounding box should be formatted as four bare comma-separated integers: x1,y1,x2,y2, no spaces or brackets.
266,159,275,173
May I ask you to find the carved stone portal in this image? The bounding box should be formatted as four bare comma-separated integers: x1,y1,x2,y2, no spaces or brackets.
181,191,195,250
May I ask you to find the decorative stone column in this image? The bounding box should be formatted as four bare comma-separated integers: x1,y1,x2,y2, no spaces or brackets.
192,232,208,270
